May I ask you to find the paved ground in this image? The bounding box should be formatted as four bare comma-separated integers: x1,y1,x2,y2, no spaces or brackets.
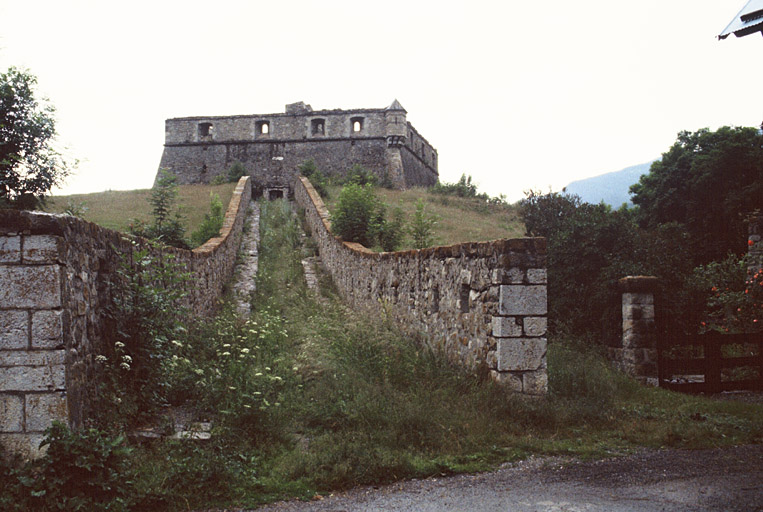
250,445,763,512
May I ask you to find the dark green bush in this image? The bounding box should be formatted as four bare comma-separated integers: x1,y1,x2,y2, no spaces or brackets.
190,193,224,247
0,422,133,511
226,160,247,183
331,183,382,247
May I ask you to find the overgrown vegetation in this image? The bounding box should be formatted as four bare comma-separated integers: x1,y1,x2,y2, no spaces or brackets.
129,170,189,249
3,199,761,510
190,193,224,247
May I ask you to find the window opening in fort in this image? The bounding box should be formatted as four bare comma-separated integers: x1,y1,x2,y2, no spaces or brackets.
311,119,325,136
198,122,213,137
256,121,270,135
351,117,364,133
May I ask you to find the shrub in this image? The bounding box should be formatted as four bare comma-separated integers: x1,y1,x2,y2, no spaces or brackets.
130,169,189,249
376,205,406,252
299,159,329,199
431,174,479,198
409,198,438,249
343,164,378,186
0,422,133,511
190,193,224,247
331,183,382,247
100,240,190,427
226,160,247,183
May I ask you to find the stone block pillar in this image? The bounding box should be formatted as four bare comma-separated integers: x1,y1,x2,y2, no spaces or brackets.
488,268,548,395
612,275,658,384
0,234,68,459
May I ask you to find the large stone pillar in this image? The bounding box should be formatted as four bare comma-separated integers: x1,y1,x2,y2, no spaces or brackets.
612,275,658,385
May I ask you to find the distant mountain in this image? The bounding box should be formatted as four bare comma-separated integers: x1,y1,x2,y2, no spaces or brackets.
564,160,657,207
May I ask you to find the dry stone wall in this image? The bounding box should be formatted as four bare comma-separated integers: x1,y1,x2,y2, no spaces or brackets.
0,177,251,458
294,177,548,394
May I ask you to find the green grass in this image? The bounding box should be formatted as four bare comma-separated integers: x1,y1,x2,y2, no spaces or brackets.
44,183,237,236
323,185,525,249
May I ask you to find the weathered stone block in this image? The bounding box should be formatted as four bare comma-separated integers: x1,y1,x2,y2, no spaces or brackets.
0,311,28,350
31,310,63,349
22,235,62,263
0,433,47,459
489,370,523,392
496,338,547,372
0,355,66,392
622,304,654,321
622,292,654,305
523,317,547,337
499,285,547,315
492,316,523,337
523,370,548,395
526,269,547,284
26,393,68,432
0,395,23,432
491,268,524,284
0,350,65,367
0,236,21,263
0,265,62,309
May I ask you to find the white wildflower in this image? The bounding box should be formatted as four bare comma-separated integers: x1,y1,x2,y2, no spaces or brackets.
95,355,107,363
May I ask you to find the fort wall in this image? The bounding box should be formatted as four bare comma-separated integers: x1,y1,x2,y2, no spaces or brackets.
0,177,251,458
294,177,548,394
159,101,438,191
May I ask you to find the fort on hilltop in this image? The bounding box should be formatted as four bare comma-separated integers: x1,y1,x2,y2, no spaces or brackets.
158,100,439,194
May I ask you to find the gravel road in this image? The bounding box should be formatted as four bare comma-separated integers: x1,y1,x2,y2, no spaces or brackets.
250,444,763,512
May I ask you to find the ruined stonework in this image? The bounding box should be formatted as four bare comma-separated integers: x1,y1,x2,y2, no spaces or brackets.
294,177,548,394
158,100,438,193
0,177,251,458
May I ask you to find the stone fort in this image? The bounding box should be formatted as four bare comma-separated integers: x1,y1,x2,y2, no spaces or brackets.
158,100,439,194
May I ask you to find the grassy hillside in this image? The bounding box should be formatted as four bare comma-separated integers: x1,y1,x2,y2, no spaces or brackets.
45,183,238,235
323,185,525,249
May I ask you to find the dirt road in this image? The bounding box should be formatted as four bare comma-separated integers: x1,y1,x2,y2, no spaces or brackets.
252,445,763,512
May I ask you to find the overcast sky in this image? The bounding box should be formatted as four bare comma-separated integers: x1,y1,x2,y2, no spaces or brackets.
1,0,760,202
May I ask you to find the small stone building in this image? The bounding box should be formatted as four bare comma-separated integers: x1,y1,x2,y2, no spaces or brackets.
157,100,439,194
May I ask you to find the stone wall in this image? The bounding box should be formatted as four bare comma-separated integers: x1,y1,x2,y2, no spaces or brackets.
294,177,548,394
0,177,251,458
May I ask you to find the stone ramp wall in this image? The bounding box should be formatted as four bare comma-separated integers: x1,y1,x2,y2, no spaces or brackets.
0,176,251,458
294,177,548,394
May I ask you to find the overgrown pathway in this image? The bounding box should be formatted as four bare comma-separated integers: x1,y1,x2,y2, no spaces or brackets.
233,201,260,316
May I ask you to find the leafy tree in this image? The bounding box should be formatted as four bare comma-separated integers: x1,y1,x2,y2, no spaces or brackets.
0,67,73,209
519,190,693,341
630,126,763,264
519,189,582,237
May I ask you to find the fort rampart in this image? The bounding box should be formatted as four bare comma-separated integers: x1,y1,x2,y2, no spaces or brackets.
159,101,438,192
0,177,251,458
294,177,548,393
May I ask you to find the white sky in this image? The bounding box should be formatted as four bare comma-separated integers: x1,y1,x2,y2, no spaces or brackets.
0,0,760,202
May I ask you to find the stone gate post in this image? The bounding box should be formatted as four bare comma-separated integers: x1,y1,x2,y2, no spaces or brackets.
611,275,659,385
